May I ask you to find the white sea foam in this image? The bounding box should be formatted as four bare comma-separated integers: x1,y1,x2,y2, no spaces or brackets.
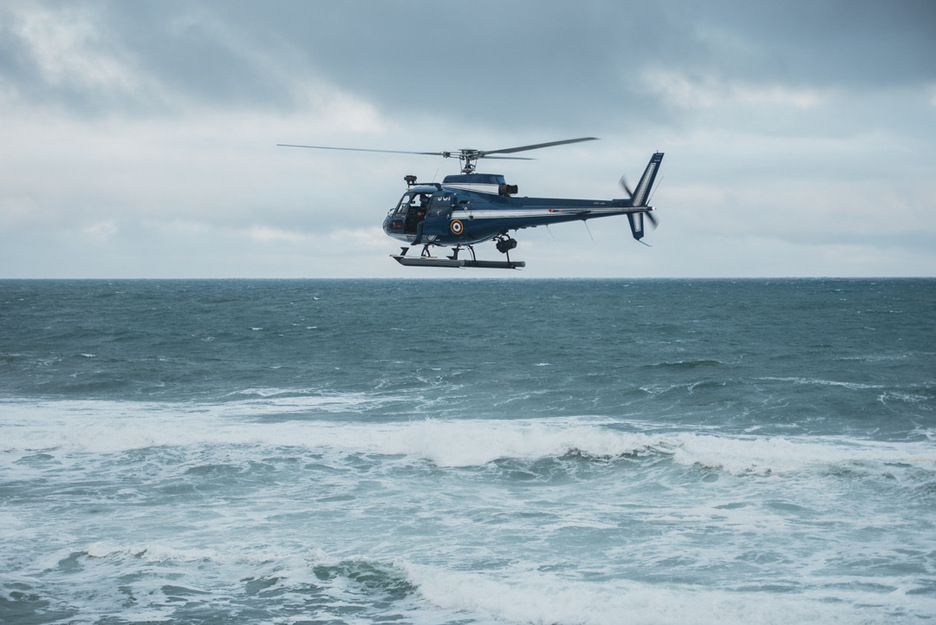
361,418,663,467
757,376,885,390
666,432,936,475
2,400,935,478
402,563,905,625
83,541,219,563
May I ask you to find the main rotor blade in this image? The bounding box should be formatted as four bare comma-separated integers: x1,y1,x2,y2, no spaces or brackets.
277,144,446,157
278,137,598,170
480,137,598,157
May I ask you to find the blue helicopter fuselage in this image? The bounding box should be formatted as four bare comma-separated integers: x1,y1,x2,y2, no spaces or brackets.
382,162,660,249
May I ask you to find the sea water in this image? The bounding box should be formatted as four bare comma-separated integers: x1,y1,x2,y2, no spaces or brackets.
1,278,934,624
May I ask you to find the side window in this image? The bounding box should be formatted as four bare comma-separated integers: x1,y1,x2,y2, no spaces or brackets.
428,194,452,218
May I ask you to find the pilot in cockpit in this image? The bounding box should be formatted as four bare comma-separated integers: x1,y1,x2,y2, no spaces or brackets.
411,194,430,245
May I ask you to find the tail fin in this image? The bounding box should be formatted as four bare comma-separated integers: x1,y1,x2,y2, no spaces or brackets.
627,212,645,240
630,152,664,207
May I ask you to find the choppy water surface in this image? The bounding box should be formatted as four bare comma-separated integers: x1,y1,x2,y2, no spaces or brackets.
1,279,934,624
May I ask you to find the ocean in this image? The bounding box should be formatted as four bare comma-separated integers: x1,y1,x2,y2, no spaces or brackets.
1,278,934,624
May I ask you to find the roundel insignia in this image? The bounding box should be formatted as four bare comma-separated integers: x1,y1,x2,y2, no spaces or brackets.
450,220,463,235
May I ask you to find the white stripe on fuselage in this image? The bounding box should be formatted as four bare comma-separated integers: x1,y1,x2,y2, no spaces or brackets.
442,183,502,194
450,206,638,220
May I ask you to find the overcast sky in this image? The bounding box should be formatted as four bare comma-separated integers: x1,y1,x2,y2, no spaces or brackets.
2,0,934,278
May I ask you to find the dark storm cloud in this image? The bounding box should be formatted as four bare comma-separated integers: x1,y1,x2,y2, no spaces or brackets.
102,2,301,110
5,0,934,127
707,1,936,87
0,1,296,115
243,0,936,121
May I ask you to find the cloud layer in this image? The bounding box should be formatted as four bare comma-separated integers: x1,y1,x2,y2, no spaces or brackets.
2,0,935,277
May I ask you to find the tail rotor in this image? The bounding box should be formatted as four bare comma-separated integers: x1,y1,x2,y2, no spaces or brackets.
620,174,658,228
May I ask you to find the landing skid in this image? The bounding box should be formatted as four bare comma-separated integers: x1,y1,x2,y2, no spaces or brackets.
393,245,524,269
392,255,525,269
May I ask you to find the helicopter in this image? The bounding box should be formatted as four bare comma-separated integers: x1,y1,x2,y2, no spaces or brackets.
278,137,663,269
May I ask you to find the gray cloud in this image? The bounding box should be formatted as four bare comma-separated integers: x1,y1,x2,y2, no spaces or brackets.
1,0,934,278
6,1,934,127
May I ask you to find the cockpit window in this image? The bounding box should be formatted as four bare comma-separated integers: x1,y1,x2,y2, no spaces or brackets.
395,193,432,216
394,194,412,216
